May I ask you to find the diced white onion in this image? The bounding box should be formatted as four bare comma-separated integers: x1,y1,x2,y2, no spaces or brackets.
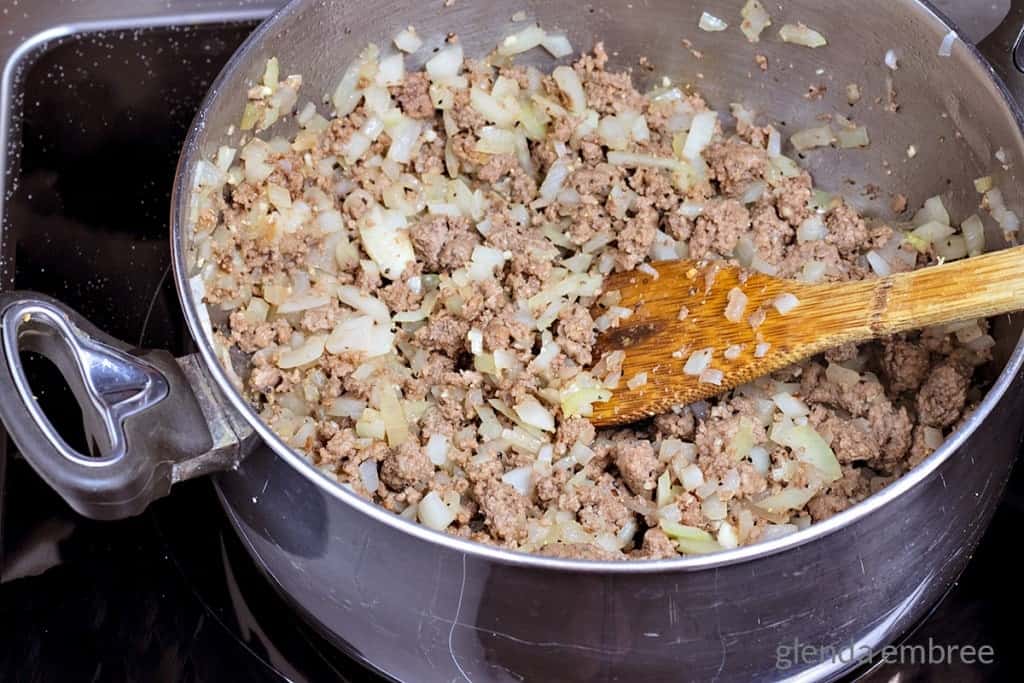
394,27,423,53
682,111,718,160
865,250,891,277
425,43,464,81
791,126,834,151
499,25,547,56
699,368,724,386
772,292,799,315
779,24,827,48
740,0,772,43
699,12,728,32
684,348,714,376
772,392,809,416
939,31,956,57
418,491,456,530
514,396,556,432
626,372,648,390
961,214,986,256
541,33,574,58
754,342,771,358
725,288,748,322
552,66,587,114
358,459,380,492
502,466,534,496
884,49,898,70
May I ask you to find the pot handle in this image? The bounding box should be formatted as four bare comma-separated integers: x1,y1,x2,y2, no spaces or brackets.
0,291,249,520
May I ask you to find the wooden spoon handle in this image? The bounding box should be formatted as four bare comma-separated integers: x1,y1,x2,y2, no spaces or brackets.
875,243,1024,335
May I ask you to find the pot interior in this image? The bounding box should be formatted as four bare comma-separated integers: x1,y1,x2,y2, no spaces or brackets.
174,0,1024,553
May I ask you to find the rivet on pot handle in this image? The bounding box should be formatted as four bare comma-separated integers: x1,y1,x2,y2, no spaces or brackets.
0,292,250,520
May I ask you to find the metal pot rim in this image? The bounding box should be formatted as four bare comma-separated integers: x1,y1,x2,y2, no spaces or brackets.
170,0,1024,574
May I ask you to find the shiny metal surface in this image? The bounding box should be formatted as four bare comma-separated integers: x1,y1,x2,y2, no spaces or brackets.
0,0,1023,679
166,0,1024,680
0,293,246,519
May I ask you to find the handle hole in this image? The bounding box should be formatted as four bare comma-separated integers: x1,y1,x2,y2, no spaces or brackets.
19,351,98,458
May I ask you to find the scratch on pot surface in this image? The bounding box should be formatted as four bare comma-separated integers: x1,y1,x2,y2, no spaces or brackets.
449,554,472,682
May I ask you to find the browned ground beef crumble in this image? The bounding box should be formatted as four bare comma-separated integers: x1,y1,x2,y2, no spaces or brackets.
192,42,991,560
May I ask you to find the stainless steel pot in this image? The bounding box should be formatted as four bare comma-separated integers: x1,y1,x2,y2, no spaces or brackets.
3,0,1024,680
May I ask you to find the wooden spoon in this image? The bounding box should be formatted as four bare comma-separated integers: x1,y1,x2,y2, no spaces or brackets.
589,245,1024,427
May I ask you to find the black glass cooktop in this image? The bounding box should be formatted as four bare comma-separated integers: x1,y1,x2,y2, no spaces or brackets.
1,18,1023,683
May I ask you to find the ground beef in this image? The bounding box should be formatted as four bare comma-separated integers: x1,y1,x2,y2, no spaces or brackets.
393,72,434,118
475,479,529,542
750,204,793,264
409,215,478,272
705,140,767,196
917,362,971,428
203,42,990,561
826,201,869,258
613,440,659,497
556,304,596,365
690,199,750,259
380,441,433,490
881,337,931,394
635,528,678,559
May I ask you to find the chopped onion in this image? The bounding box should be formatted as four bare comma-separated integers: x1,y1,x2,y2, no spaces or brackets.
935,235,968,261
326,315,395,357
425,433,450,465
387,117,424,163
552,66,587,114
337,285,391,323
684,348,714,376
779,23,827,48
541,33,574,58
724,344,742,360
278,334,326,369
754,342,771,358
740,181,766,204
772,292,799,315
740,0,772,42
865,250,891,277
607,150,688,172
418,491,456,530
753,484,819,514
499,25,547,56
698,12,728,32
749,445,770,474
425,43,464,82
938,31,956,57
359,205,414,279
277,293,331,314
767,126,782,157
836,125,870,149
514,396,556,432
772,392,809,416
974,176,993,194
393,26,423,53
984,187,1021,232
502,466,534,496
358,459,380,492
961,214,986,256
791,126,834,151
797,214,827,243
770,420,841,481
725,287,748,322
884,49,898,70
699,368,724,386
467,245,507,281
913,195,951,227
627,372,649,390
375,53,406,87
682,111,718,160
